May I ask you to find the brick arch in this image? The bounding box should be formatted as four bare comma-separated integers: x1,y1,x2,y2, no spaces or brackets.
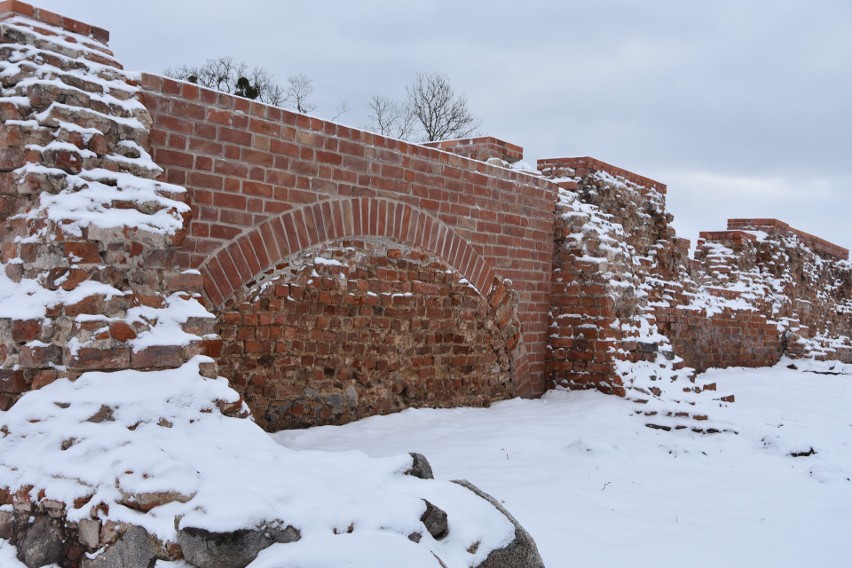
199,196,530,398
199,197,498,308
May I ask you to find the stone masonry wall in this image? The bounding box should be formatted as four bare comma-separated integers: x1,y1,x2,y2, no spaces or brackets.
541,159,680,391
0,3,220,411
5,2,848,566
540,161,727,431
655,300,783,372
691,223,852,364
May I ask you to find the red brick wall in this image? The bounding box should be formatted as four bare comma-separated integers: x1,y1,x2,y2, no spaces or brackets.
547,255,624,395
0,0,109,42
538,156,667,195
140,74,557,398
655,306,783,372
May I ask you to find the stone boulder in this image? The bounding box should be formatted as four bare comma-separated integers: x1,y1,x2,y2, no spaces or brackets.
81,525,163,568
452,479,545,568
16,515,65,568
177,523,300,568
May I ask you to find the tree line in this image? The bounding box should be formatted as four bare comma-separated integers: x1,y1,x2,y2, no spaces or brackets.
165,57,480,142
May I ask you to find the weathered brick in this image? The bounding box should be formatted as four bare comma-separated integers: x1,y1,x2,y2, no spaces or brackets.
130,345,186,369
67,346,131,370
0,369,26,393
11,319,41,343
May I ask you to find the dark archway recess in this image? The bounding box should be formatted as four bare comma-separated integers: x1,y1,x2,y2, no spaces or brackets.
217,240,518,430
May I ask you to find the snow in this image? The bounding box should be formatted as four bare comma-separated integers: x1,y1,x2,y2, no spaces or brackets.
0,358,515,567
248,533,444,568
3,15,117,61
0,17,189,240
0,262,124,320
28,166,189,238
127,293,215,352
26,140,97,159
313,257,343,267
508,160,539,174
276,360,852,567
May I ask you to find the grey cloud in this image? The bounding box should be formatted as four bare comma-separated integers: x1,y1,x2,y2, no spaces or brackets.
31,0,852,250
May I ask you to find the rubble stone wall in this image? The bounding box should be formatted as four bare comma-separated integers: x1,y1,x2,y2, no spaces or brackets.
0,2,218,412
218,241,515,430
9,2,851,566
691,225,852,364
540,158,851,387
655,303,783,372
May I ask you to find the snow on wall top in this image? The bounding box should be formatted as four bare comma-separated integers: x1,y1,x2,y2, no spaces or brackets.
0,0,109,44
0,9,190,239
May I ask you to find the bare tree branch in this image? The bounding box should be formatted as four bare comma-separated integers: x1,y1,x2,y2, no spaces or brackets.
330,101,351,122
165,56,285,106
405,72,481,142
364,95,416,139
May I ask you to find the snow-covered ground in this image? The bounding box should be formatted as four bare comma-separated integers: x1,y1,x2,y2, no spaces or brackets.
2,360,849,567
276,360,852,567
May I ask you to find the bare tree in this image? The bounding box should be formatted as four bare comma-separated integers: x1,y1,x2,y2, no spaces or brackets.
364,95,417,139
286,73,316,114
163,58,354,122
165,56,285,106
405,72,480,142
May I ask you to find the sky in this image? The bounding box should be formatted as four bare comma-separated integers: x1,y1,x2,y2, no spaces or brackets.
33,0,852,252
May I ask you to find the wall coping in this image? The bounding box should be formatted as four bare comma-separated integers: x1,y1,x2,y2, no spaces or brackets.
537,156,667,194
698,230,758,244
422,136,525,163
727,218,849,261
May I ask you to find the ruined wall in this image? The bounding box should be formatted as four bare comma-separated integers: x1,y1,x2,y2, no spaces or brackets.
654,299,783,372
2,0,851,436
691,222,852,363
423,137,524,163
539,157,851,385
538,159,728,431
0,3,220,412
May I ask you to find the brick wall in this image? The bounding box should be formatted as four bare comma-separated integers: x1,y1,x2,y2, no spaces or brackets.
692,225,852,363
0,7,218,410
0,0,109,42
655,305,783,372
140,75,557,401
423,136,524,163
543,160,687,394
539,156,667,195
3,0,851,432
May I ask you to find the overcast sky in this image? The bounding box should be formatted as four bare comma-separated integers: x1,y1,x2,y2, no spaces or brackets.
37,0,852,252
